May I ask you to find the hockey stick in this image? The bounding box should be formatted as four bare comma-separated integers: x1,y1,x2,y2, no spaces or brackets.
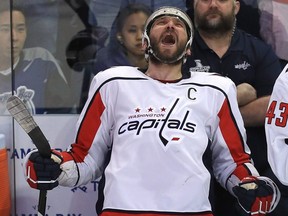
6,95,51,216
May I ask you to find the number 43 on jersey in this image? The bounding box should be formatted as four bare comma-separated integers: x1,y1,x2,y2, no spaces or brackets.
266,100,288,127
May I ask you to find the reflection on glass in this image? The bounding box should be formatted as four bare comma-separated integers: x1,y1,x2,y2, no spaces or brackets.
0,1,73,115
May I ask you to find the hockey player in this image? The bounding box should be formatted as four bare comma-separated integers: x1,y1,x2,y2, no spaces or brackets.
24,7,280,216
265,64,288,186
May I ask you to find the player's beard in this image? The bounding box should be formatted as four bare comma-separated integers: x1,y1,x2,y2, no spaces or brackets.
194,8,235,35
149,38,187,65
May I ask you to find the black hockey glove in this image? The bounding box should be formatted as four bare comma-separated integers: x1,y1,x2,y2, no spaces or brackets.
24,149,63,190
233,176,280,216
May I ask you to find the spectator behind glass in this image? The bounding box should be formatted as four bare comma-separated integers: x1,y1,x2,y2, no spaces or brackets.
0,1,73,114
184,0,283,215
185,0,262,39
93,3,152,73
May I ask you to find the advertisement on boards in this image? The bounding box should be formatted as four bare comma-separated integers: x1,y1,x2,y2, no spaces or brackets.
0,115,99,216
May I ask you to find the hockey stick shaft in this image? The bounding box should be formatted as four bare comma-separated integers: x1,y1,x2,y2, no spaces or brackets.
6,95,51,216
38,190,47,216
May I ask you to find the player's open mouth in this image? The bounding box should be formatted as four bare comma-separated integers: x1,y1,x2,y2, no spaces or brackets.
161,34,175,45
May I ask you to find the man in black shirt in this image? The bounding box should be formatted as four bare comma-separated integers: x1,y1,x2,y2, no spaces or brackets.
184,0,285,215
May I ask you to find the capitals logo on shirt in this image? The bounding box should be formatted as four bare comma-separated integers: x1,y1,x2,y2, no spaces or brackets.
235,61,251,70
118,97,197,146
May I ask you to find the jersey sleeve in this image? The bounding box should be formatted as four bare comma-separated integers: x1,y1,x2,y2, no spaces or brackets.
211,78,259,194
265,64,288,186
63,71,114,186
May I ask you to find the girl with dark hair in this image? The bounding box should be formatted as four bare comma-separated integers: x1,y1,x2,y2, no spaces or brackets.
93,3,152,73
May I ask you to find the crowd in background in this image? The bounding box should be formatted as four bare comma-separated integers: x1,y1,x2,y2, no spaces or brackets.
11,0,287,113
1,0,286,114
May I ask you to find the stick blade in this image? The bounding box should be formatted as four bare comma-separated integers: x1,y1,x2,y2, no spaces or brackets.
6,95,37,134
6,96,51,158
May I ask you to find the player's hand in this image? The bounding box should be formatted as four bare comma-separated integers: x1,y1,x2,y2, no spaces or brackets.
233,176,280,216
23,149,63,190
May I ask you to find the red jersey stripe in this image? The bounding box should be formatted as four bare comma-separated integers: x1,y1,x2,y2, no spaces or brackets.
218,98,251,165
72,92,105,162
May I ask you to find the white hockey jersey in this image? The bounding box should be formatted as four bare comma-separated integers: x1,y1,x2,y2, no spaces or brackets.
265,64,288,186
63,66,258,215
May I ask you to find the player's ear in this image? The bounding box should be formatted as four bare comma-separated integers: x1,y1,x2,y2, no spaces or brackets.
186,48,191,56
142,37,148,50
